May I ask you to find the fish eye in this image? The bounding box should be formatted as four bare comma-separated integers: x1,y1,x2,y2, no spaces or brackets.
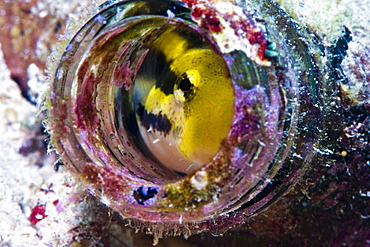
177,75,192,92
174,73,197,103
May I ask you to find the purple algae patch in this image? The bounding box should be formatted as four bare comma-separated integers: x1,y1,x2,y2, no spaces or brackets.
113,61,134,90
75,74,98,130
230,85,269,141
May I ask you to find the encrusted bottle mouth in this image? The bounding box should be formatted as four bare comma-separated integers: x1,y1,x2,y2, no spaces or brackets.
45,0,322,238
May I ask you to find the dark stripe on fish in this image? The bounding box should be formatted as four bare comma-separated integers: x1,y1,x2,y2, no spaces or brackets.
136,103,172,136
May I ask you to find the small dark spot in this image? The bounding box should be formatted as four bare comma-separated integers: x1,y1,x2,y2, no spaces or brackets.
11,74,37,105
255,18,267,24
134,186,158,205
54,160,64,171
175,171,187,177
54,21,62,34
129,153,135,159
40,183,54,194
179,77,192,92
